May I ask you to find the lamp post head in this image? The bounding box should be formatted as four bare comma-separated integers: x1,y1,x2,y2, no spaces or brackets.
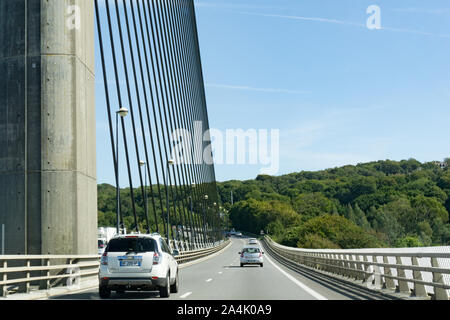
139,160,146,167
117,107,129,117
204,195,209,200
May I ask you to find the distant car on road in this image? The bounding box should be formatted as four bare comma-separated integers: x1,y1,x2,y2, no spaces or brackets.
239,245,264,267
248,238,258,245
98,238,107,255
235,232,243,237
98,233,180,299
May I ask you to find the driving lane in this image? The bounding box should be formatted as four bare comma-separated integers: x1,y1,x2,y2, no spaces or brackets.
48,236,362,300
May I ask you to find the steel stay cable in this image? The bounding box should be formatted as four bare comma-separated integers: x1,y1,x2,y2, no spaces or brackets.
104,0,139,232
155,0,196,245
134,0,169,237
150,0,189,244
115,0,151,233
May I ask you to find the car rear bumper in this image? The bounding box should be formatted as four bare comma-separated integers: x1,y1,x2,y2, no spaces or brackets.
240,258,263,264
99,277,167,290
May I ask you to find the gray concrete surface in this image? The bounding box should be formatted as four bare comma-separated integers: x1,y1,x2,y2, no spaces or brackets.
0,0,96,255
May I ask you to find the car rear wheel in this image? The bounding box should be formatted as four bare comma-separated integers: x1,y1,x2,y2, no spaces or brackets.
170,270,179,293
99,285,111,299
260,263,263,267
159,273,171,298
240,263,244,267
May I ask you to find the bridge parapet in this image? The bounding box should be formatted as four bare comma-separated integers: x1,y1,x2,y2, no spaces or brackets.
0,255,99,298
0,239,230,299
264,236,450,300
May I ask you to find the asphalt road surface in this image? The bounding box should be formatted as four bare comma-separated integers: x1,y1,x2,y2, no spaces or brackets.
48,237,394,300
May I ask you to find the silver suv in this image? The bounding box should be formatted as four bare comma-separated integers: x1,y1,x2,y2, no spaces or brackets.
99,233,179,298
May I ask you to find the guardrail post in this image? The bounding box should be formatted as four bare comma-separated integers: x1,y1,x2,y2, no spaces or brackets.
323,253,329,273
2,260,7,297
317,253,324,270
293,250,299,264
344,254,353,278
42,259,51,290
339,254,346,276
343,254,350,276
354,255,363,281
329,254,336,274
395,256,410,294
372,255,382,289
431,257,449,300
25,259,30,293
363,255,373,286
382,256,396,290
348,255,357,280
315,253,320,269
411,257,427,298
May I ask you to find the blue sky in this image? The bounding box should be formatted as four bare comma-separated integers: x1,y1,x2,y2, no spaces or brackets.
96,0,450,184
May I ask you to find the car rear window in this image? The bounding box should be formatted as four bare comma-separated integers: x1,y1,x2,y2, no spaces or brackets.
243,247,260,253
106,238,157,253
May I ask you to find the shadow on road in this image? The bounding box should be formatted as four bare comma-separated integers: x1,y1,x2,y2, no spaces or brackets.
223,265,260,269
50,290,163,300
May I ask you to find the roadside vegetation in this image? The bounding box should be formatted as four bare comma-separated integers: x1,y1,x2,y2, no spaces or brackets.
97,158,450,249
218,159,450,249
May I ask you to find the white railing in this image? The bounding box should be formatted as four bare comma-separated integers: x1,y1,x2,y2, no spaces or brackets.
264,236,450,300
0,255,99,297
0,239,230,298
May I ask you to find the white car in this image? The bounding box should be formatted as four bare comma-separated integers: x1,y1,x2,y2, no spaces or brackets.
248,238,258,245
239,245,264,267
99,233,179,298
98,238,107,255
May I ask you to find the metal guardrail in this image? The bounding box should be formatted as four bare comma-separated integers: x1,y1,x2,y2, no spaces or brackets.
0,240,230,298
175,240,230,265
0,255,99,297
264,236,450,300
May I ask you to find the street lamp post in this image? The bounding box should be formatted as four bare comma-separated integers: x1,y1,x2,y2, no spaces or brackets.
213,202,217,244
190,183,198,249
164,159,175,243
115,107,128,235
139,160,147,233
203,194,208,245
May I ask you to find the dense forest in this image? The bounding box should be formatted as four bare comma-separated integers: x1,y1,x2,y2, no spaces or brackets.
218,159,450,249
98,158,450,249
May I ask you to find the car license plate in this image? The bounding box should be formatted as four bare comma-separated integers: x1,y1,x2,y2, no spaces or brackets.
120,260,141,267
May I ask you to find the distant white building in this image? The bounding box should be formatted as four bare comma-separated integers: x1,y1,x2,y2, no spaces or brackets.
432,161,448,169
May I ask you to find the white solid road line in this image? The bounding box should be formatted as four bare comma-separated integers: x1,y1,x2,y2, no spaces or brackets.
180,292,192,298
206,278,213,282
264,254,328,300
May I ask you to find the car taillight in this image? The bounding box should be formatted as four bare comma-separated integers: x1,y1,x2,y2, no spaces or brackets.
101,252,108,265
241,252,244,258
259,252,262,258
153,251,162,265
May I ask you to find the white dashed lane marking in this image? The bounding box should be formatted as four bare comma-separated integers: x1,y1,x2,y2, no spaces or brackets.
180,292,192,298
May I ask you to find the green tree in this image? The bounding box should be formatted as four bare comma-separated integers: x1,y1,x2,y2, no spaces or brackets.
292,193,333,219
281,215,383,249
396,236,423,248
